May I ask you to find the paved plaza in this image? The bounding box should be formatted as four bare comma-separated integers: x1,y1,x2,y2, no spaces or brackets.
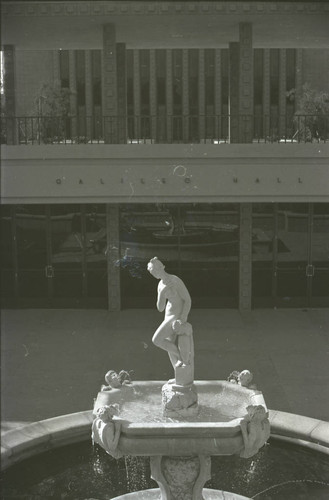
1,308,329,432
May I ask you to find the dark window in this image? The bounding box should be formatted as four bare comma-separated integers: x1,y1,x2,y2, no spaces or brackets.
254,49,263,107
205,49,215,108
59,50,69,89
189,50,199,114
140,50,150,115
91,50,102,108
270,49,279,107
126,50,134,115
156,49,166,107
286,49,296,118
76,50,85,107
221,49,229,111
173,50,182,113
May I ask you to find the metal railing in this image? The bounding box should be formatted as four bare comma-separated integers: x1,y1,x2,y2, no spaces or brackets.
1,114,328,145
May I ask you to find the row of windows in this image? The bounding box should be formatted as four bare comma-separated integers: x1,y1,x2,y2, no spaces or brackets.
1,203,328,308
58,48,297,116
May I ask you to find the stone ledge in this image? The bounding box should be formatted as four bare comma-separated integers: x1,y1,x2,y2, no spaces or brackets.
1,408,328,471
111,488,250,500
2,1,328,18
1,410,93,470
2,143,329,161
269,409,329,448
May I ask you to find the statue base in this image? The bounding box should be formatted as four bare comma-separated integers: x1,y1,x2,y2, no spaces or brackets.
162,381,199,417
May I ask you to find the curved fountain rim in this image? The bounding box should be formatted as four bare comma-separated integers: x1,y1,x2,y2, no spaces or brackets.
1,409,329,471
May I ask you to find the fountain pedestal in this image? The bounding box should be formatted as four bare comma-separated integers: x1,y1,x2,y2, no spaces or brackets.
151,455,211,500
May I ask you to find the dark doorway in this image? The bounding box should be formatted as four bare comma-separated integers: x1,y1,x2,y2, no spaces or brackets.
252,203,329,308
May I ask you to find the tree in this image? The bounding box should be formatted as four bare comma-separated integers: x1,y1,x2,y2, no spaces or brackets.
288,84,329,142
34,84,72,143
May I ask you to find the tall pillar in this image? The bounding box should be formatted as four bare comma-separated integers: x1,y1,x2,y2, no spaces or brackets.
3,45,17,144
69,50,77,138
182,49,189,142
239,203,252,312
229,23,254,143
198,49,205,141
166,49,173,142
150,49,157,142
278,49,287,138
133,49,141,140
263,49,270,140
53,50,61,88
106,205,121,311
116,43,127,143
229,42,239,143
214,49,222,140
85,50,93,140
238,23,254,143
103,24,118,143
295,49,303,110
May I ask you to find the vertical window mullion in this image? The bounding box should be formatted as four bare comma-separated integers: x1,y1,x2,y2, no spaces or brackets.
272,203,278,302
11,206,19,300
81,205,88,298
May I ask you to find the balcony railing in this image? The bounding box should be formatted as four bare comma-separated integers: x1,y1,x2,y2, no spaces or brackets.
1,114,328,145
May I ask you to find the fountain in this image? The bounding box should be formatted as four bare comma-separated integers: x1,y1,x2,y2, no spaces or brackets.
92,257,271,500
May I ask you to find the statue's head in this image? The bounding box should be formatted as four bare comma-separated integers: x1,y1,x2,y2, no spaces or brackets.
147,257,165,279
238,370,253,387
96,404,119,422
246,405,267,421
105,370,121,388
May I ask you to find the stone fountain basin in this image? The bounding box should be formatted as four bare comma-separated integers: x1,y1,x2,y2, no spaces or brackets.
93,380,267,457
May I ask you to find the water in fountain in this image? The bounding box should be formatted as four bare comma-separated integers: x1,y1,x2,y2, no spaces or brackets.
2,439,329,499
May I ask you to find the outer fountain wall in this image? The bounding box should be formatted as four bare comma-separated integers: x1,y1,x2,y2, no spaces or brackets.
2,408,329,471
1,412,329,499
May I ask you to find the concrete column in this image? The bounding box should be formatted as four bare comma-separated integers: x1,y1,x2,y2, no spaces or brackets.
182,49,189,142
53,50,61,88
295,49,303,111
166,49,173,142
116,43,127,144
106,204,121,311
229,42,240,143
150,49,157,142
263,49,270,140
102,24,118,143
133,49,141,139
238,22,254,143
198,49,205,141
214,49,222,140
3,45,17,144
239,203,252,312
85,50,93,141
69,50,77,138
278,49,287,138
151,455,211,500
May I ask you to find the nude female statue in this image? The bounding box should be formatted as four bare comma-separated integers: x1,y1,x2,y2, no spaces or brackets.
147,257,192,369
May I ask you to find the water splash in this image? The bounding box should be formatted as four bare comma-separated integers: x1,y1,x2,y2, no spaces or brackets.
124,456,151,492
252,479,329,498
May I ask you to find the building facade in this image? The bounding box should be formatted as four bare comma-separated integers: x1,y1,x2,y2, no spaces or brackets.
1,1,329,311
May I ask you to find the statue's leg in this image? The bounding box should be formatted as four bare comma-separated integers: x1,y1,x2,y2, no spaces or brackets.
177,334,192,365
152,319,181,367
